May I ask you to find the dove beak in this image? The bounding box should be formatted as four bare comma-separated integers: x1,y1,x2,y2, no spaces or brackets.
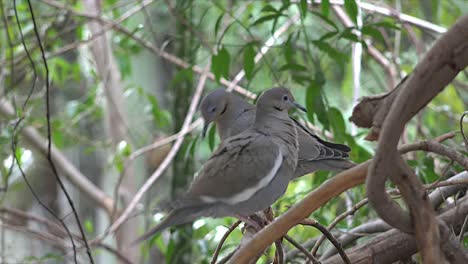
202,122,210,138
293,102,307,113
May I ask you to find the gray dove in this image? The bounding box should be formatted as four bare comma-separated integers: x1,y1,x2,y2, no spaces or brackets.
133,87,304,244
200,89,355,177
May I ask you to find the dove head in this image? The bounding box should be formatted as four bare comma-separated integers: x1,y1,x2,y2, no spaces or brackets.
200,89,230,137
256,87,306,114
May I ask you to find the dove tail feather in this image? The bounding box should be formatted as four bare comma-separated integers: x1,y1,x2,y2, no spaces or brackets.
294,159,356,178
132,204,213,246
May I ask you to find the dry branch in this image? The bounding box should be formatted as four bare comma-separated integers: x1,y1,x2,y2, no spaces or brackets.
365,14,468,263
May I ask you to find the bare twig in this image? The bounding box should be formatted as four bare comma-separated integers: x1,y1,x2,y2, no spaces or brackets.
460,111,468,152
311,198,369,256
283,235,319,264
211,221,241,264
401,141,468,171
274,239,284,264
13,0,94,262
129,119,203,160
300,219,350,264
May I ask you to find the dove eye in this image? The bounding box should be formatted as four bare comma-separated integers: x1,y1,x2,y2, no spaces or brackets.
210,107,216,113
282,95,289,101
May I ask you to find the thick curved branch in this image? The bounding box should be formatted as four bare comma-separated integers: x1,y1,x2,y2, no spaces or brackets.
404,141,468,171
366,15,468,263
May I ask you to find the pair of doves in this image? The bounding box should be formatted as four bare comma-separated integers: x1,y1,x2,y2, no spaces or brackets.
133,87,353,244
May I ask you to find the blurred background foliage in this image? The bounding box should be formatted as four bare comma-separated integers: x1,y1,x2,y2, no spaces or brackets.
0,0,466,263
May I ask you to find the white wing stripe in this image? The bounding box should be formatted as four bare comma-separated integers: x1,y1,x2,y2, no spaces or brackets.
200,147,283,205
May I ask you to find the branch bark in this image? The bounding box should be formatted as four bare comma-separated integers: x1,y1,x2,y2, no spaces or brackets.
322,195,468,264
366,14,468,263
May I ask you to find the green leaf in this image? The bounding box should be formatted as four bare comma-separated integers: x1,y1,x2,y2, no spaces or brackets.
371,21,401,30
84,219,94,234
211,47,231,82
322,0,330,17
318,30,339,41
114,155,124,173
312,40,347,65
340,28,360,42
185,136,199,160
283,36,295,63
310,11,338,31
146,94,171,128
208,124,217,151
328,107,346,142
299,0,308,18
306,82,329,130
117,140,131,157
243,44,255,80
278,63,308,72
214,13,224,36
292,74,313,85
261,4,278,13
361,25,385,44
251,14,282,27
344,0,359,24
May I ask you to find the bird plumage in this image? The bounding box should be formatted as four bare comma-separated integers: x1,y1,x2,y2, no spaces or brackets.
133,87,302,245
200,89,355,178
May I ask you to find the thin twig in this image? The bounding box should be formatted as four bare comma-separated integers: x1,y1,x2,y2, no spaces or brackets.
13,1,81,262
458,214,468,242
211,221,241,264
301,219,351,264
284,235,319,264
460,111,468,152
311,198,369,256
26,0,95,261
274,239,284,264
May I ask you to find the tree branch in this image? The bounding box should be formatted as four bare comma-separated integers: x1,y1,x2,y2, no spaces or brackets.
366,14,468,263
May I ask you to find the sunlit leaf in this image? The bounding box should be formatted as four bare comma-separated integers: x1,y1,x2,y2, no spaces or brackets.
322,0,330,17
84,219,94,234
344,0,359,24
